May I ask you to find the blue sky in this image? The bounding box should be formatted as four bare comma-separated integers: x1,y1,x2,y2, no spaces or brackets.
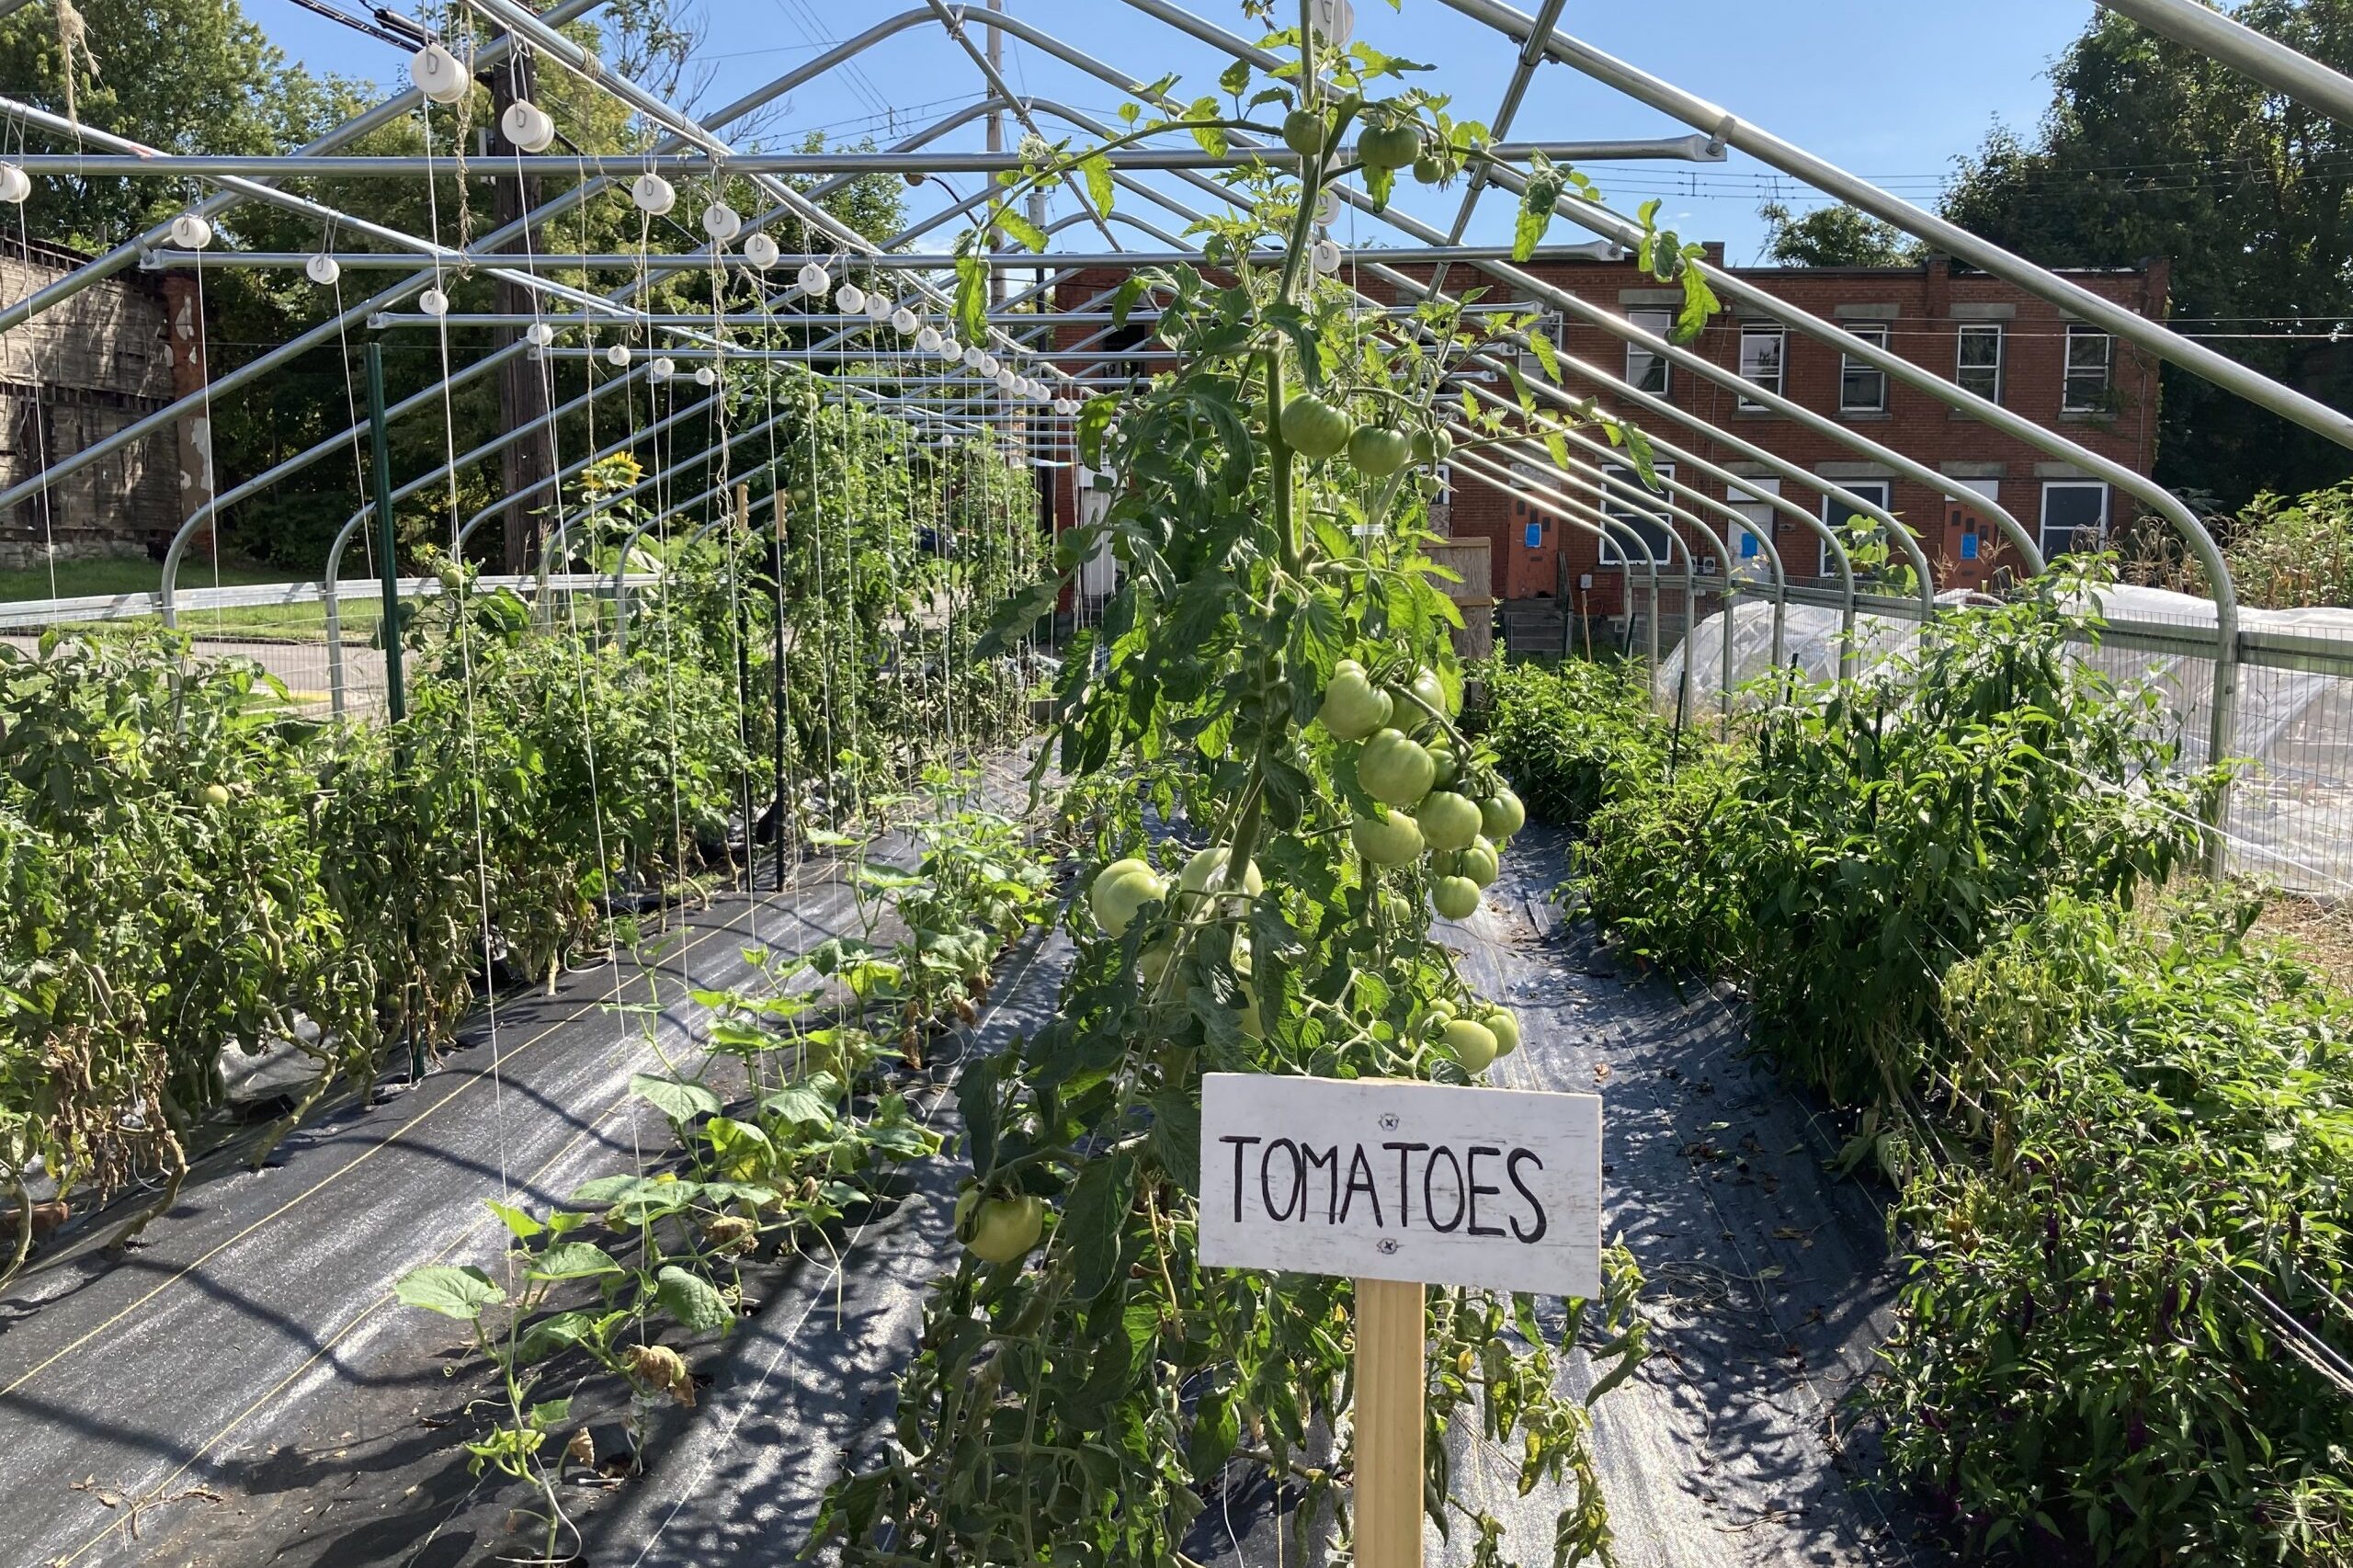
247,0,2100,265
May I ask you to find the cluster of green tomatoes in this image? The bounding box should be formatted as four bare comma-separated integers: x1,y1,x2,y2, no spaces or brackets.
1276,394,1454,482
1319,657,1527,1074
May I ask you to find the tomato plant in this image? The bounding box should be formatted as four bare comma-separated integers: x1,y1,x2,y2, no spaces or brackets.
819,17,1657,1562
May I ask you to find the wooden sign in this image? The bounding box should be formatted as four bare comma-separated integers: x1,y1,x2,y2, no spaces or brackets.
1199,1074,1605,1301
1198,1073,1606,1568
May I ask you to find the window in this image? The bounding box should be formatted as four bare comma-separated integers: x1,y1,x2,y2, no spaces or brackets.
2040,481,2109,558
2063,324,2113,413
1840,324,1889,414
1820,480,1893,578
1597,460,1677,566
1737,324,1784,409
1624,307,1673,395
1956,324,2004,403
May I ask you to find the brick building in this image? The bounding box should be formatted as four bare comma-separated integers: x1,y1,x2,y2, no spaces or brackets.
1044,248,2166,636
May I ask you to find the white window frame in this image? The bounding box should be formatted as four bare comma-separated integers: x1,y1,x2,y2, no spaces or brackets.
1597,460,1678,567
1840,324,1890,414
1819,480,1893,577
1624,307,1673,396
2063,324,2114,414
2040,480,2109,558
1737,324,1784,410
1955,324,2004,403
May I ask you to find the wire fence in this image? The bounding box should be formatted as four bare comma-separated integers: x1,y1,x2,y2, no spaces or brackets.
1617,580,2353,898
0,573,654,718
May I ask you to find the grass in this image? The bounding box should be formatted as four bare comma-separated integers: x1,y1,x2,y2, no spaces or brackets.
0,557,385,643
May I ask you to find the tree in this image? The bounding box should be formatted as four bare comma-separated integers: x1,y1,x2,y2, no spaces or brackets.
1940,0,2353,508
1756,200,1927,267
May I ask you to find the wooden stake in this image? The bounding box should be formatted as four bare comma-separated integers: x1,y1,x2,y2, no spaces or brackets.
1355,1277,1425,1568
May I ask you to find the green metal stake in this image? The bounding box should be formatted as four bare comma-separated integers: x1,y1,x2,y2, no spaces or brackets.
365,343,424,1083
366,343,406,724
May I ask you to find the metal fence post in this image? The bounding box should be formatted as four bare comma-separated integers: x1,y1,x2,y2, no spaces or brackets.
366,343,406,724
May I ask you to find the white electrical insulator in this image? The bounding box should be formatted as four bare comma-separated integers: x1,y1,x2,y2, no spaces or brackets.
169,212,213,250
979,354,1001,378
694,365,718,386
1315,187,1342,227
409,42,471,106
649,356,676,381
701,202,742,243
834,282,867,316
631,172,676,215
0,165,30,204
499,99,556,153
605,344,632,368
938,336,961,362
524,321,555,347
418,286,449,316
891,306,919,335
961,345,986,369
797,260,830,294
304,253,341,286
1310,237,1342,275
744,233,780,269
915,324,942,354
864,290,893,321
995,368,1017,392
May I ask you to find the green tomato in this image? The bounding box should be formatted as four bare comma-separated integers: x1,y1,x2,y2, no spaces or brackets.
1444,1017,1498,1074
1090,859,1165,937
1459,835,1501,889
1431,874,1482,922
1426,741,1458,789
1415,790,1482,853
200,783,231,808
1281,108,1326,156
1347,426,1411,477
1409,427,1455,466
1352,807,1425,866
1177,846,1264,909
1315,659,1392,741
956,1188,1044,1265
1379,890,1416,928
1412,153,1446,186
1480,788,1527,840
1139,938,1176,986
1279,392,1352,460
1483,1006,1521,1057
1358,122,1421,171
1409,665,1457,718
1358,728,1436,809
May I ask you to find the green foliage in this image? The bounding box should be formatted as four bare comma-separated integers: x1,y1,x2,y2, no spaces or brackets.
1755,200,1927,268
1939,0,2353,505
1881,891,2353,1563
1573,577,2206,1108
1466,656,1665,829
2217,482,2353,608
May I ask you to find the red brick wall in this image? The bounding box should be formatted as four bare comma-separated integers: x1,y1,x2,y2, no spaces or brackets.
1042,255,2168,619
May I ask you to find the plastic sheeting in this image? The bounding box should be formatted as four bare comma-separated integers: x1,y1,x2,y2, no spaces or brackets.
1660,585,2353,895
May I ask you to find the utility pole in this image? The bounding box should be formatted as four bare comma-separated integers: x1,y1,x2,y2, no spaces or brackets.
491,27,557,573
